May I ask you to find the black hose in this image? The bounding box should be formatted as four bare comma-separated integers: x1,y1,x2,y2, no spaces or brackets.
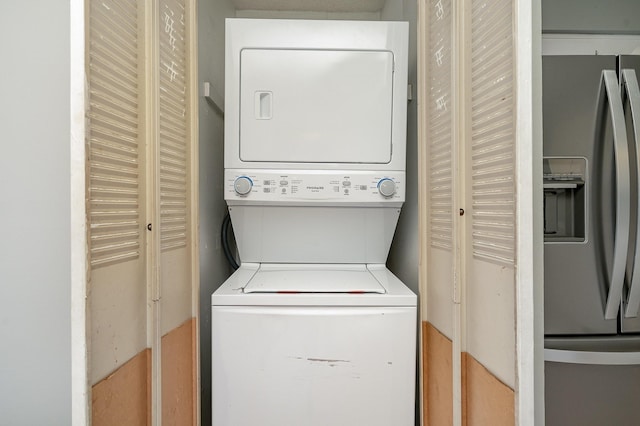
221,211,240,270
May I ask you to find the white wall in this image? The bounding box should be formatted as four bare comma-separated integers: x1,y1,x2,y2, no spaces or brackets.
0,1,71,424
198,0,236,424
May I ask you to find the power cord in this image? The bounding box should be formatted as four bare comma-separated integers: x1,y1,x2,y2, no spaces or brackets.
221,211,240,270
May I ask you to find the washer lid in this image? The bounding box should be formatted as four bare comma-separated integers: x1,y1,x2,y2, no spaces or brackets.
243,264,386,294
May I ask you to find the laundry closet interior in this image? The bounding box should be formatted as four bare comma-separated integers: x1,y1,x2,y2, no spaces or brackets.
199,1,420,424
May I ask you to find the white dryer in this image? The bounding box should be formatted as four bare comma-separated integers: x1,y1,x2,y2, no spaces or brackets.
212,19,416,426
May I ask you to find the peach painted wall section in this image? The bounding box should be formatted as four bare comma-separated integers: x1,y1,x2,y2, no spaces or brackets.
423,322,453,426
162,318,196,425
92,349,150,426
422,323,515,426
92,318,196,425
463,353,514,426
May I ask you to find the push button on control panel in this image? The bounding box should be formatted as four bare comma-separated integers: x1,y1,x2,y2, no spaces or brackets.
233,176,253,195
377,178,396,198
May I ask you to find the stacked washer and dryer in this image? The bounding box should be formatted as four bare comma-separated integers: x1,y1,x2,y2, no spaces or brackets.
212,19,416,426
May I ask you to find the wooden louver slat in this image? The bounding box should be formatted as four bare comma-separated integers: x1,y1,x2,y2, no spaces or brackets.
428,0,454,251
470,0,515,266
159,0,189,252
88,0,141,268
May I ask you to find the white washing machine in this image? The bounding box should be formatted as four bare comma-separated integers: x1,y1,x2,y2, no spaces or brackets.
212,264,416,425
212,19,416,426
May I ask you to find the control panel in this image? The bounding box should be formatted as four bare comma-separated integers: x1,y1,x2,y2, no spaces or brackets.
225,169,405,203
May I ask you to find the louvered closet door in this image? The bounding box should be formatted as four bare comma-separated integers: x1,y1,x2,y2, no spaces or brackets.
426,0,455,340
420,0,518,423
157,0,196,423
158,0,192,336
87,0,148,387
87,0,197,422
421,0,457,424
465,0,516,391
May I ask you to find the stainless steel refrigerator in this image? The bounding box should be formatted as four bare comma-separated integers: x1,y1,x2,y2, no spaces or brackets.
543,55,640,425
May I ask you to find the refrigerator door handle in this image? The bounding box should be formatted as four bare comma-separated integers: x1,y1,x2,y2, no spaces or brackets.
545,348,640,365
599,70,631,320
622,69,640,318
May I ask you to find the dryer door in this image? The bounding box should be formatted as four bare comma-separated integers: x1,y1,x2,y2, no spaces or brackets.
239,48,394,164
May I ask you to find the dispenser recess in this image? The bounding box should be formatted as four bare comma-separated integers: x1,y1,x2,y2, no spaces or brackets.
543,157,587,243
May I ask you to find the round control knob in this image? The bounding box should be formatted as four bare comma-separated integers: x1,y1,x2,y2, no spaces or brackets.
378,178,396,198
233,176,253,195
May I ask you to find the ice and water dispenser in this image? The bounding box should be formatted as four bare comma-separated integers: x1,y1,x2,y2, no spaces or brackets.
543,158,587,242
